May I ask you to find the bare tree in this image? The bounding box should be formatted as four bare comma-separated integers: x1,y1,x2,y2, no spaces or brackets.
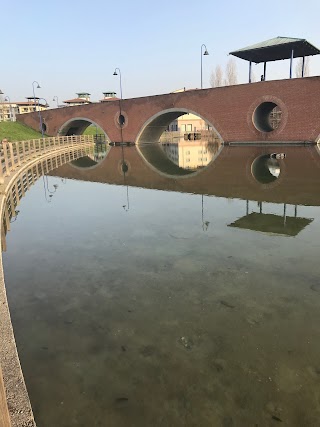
225,58,238,86
295,57,310,77
210,65,223,88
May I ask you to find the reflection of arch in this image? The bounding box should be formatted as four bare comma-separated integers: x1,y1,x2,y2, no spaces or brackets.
135,108,223,144
69,145,111,170
58,117,111,141
135,108,223,177
251,154,282,185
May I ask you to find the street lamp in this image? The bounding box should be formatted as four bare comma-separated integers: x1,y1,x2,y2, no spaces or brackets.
53,95,59,108
113,67,125,145
32,81,41,111
4,96,13,122
201,44,209,89
37,97,48,137
113,68,123,100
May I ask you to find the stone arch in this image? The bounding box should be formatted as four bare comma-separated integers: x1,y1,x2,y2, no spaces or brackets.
134,108,223,177
57,117,111,142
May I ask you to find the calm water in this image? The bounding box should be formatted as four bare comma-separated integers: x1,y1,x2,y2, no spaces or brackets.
3,144,320,426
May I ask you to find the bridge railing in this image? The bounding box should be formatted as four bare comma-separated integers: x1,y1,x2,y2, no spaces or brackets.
0,135,94,184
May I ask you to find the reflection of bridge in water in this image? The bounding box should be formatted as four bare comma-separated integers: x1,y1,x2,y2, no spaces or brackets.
51,144,320,207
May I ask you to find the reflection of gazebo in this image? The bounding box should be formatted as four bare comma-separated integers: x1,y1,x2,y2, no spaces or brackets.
230,37,320,82
228,201,313,237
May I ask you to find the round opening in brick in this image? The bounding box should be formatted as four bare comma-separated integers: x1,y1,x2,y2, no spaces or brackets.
253,102,282,132
118,114,126,126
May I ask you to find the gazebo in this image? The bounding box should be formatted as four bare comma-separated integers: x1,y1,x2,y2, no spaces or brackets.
230,37,320,82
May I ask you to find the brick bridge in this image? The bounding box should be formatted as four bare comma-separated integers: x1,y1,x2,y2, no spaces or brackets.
17,77,320,144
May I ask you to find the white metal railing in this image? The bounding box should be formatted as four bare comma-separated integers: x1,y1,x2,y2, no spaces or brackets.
0,135,94,184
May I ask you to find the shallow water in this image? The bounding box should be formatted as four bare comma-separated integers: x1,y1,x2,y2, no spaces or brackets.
3,145,320,426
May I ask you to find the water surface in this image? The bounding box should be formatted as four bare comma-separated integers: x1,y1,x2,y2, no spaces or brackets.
3,145,320,426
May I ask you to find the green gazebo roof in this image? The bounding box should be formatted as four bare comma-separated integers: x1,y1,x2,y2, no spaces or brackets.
230,37,320,63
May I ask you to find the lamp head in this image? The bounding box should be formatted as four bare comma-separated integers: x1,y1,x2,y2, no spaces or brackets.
37,84,41,89
204,50,209,56
113,71,118,76
0,89,3,95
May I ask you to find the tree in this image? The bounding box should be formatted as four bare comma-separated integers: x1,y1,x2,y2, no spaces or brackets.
210,65,223,88
225,58,238,86
295,57,310,78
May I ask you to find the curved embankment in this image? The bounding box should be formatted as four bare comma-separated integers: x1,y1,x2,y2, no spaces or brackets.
0,137,94,427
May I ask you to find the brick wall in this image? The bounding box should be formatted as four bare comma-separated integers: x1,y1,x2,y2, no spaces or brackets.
17,77,320,143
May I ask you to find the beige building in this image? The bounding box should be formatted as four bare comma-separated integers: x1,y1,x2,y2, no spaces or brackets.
63,92,91,106
161,139,218,169
168,89,211,132
0,98,48,122
168,112,211,132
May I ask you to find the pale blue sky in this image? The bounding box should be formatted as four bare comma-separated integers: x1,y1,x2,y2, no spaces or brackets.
1,0,320,105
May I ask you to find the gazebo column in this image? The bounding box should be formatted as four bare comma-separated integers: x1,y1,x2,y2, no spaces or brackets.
249,61,252,83
289,49,294,78
263,62,267,81
302,56,305,77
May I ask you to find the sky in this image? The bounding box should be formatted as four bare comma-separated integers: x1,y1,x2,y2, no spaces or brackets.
1,0,320,106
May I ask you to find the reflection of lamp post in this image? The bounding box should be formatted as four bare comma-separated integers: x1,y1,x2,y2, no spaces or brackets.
201,194,210,231
10,210,20,223
122,162,130,212
53,95,59,108
4,96,13,122
201,44,209,89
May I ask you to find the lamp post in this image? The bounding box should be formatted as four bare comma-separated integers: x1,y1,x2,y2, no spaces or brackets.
201,44,209,89
32,81,41,111
113,67,125,145
53,95,59,108
37,97,48,137
113,68,123,101
4,96,13,122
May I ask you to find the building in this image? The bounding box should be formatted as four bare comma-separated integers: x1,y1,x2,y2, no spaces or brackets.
168,112,212,133
63,92,91,107
167,88,212,133
161,139,219,169
100,92,119,102
0,98,48,122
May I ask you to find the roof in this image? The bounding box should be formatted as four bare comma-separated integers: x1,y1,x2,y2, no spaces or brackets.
0,101,47,106
63,98,91,104
100,97,119,102
230,37,320,63
228,212,313,236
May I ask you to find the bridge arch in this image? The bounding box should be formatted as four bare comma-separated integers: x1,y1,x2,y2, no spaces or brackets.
57,117,111,142
135,108,223,177
135,108,223,145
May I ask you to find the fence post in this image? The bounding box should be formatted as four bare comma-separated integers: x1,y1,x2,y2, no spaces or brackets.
9,143,15,171
2,142,10,177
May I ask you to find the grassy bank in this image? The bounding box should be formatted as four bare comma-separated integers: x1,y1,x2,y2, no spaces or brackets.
83,125,104,135
0,122,43,141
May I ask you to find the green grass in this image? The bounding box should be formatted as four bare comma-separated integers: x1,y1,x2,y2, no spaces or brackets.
0,121,44,142
83,125,104,136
